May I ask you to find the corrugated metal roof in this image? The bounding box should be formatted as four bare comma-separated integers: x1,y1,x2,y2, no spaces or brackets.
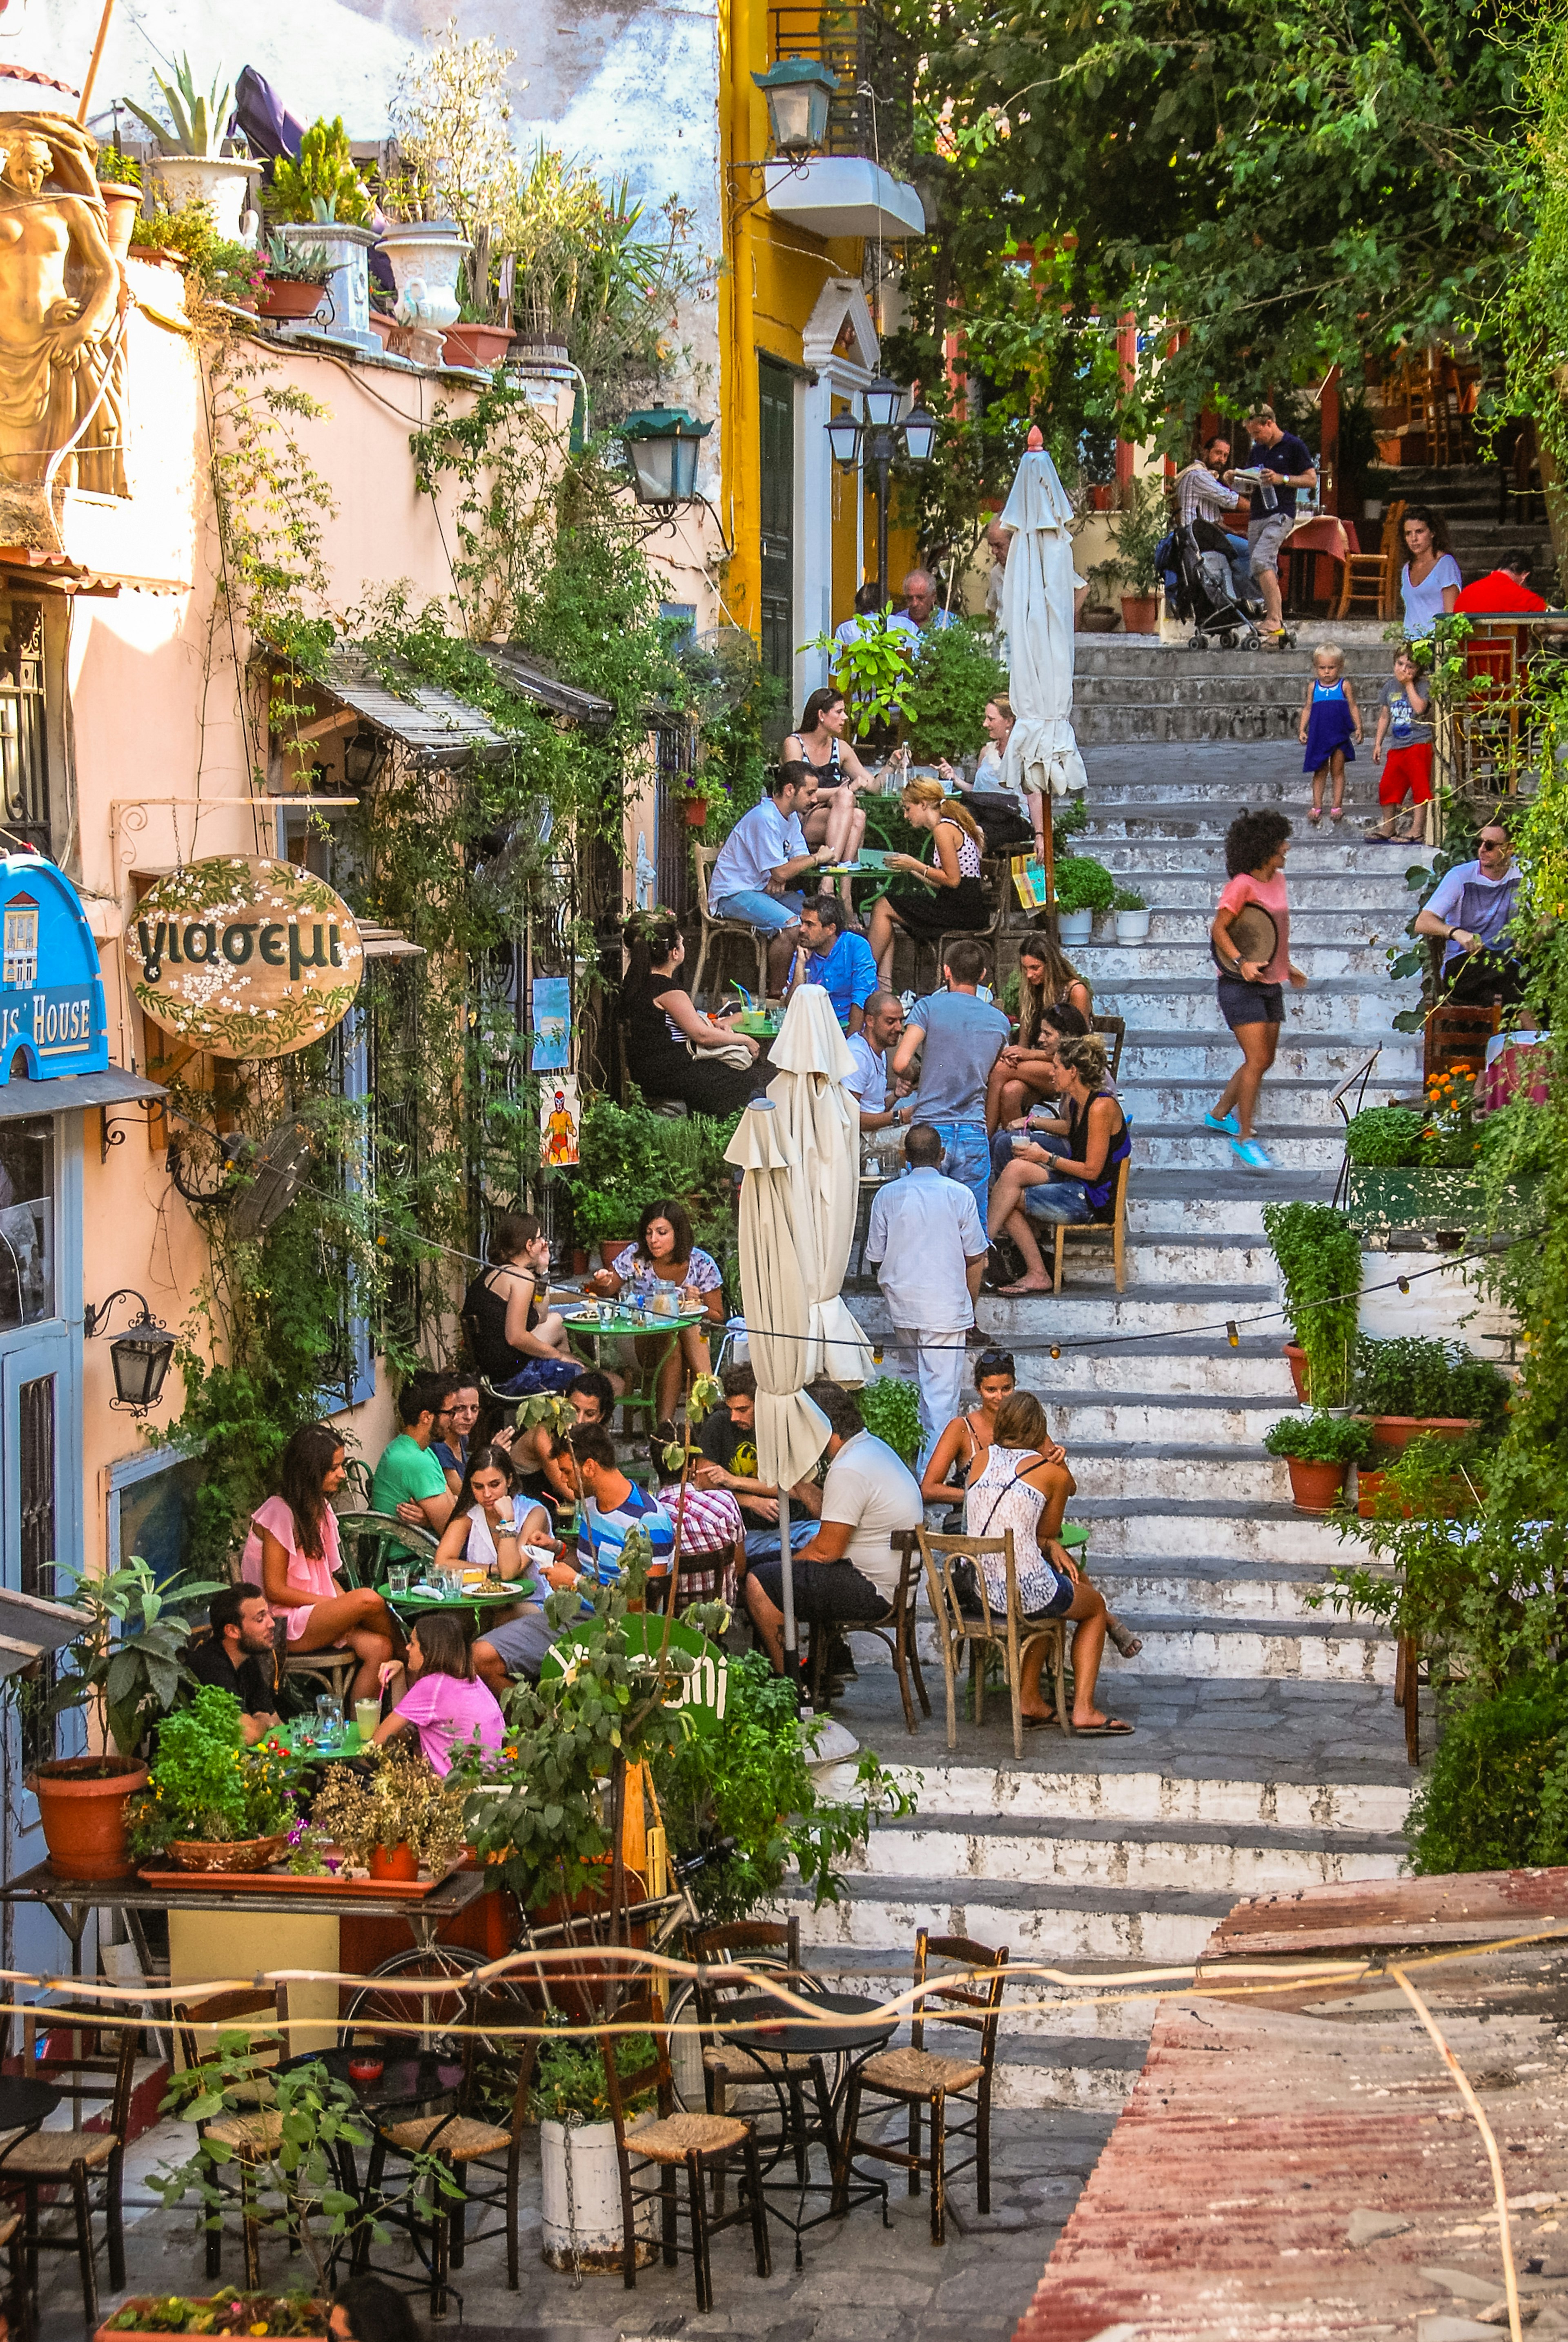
474,643,615,728
1014,1873,1568,2342
0,1587,91,1681
319,649,514,766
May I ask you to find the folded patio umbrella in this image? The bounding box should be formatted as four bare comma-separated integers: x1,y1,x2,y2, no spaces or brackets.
1000,429,1089,803
724,1097,830,1668
766,984,873,1389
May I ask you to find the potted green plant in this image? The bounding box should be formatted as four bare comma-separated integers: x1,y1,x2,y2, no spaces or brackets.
121,56,257,239
1350,1334,1511,1451
808,614,920,740
1112,886,1150,946
1263,1200,1362,1407
531,2021,658,2270
1263,1411,1373,1512
1079,561,1120,632
1106,475,1168,634
258,234,333,322
267,118,378,354
901,623,1009,766
1053,853,1116,945
125,1687,300,1872
99,2291,331,2342
307,1741,468,1878
28,1557,222,1880
1343,1074,1543,1244
93,145,144,261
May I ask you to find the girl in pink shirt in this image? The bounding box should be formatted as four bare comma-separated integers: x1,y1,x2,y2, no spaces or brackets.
374,1613,504,1779
1206,810,1307,1174
243,1423,399,1708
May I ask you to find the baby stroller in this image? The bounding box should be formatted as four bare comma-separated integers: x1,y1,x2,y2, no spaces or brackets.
1165,522,1280,652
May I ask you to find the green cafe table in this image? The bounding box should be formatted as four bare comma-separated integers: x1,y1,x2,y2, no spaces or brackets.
382,1575,539,1632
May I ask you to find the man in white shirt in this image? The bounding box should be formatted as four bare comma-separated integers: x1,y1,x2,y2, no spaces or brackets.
708,761,831,993
742,1377,923,1672
866,1122,989,1469
889,567,958,641
844,991,911,1134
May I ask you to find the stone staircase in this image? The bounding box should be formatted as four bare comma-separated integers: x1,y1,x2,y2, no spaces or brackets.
803,721,1425,2112
1376,463,1555,592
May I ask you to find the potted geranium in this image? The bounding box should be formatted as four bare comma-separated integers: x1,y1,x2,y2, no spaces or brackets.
1053,853,1116,946
25,1557,221,1880
126,1687,300,1872
1263,1411,1373,1512
1263,1200,1362,1407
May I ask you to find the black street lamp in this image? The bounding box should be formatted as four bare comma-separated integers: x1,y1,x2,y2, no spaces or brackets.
83,1288,176,1415
825,379,936,608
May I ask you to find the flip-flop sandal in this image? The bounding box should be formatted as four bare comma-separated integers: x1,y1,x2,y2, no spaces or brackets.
1308,806,1322,823
1022,1713,1060,1729
1329,806,1344,821
1071,1720,1135,1736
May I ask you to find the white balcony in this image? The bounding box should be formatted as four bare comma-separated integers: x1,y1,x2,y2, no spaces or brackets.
762,156,924,242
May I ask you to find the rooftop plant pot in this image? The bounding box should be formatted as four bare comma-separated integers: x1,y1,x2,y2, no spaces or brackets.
1120,593,1160,634
1367,1415,1477,1454
96,181,143,263
153,156,257,243
274,220,379,354
442,321,513,371
367,311,396,349
259,277,327,322
32,1756,148,1881
377,220,469,335
1079,605,1118,632
168,1832,289,1873
1284,1456,1349,1513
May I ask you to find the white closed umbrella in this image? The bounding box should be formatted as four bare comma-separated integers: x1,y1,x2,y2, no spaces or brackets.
724,1096,831,1670
766,985,874,1389
1000,427,1089,805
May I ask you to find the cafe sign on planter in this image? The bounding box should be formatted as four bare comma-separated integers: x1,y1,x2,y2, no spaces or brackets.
125,858,363,1058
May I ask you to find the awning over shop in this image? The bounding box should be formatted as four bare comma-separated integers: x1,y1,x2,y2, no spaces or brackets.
315,649,516,767
476,644,615,730
0,1066,165,1123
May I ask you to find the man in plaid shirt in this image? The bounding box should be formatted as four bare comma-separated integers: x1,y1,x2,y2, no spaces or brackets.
1174,432,1254,606
655,1477,745,1607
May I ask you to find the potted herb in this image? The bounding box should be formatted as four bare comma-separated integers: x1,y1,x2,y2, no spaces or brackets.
1106,475,1168,634
125,1687,300,1872
267,119,379,354
1053,853,1116,946
1112,886,1150,946
307,1742,468,1879
121,56,257,240
1263,1411,1372,1512
99,2292,330,2340
94,146,144,261
1350,1334,1510,1451
27,1557,221,1880
900,623,1009,766
1263,1200,1361,1408
258,234,332,323
531,2020,657,2270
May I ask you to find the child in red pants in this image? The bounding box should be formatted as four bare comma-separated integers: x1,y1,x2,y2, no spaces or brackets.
1366,648,1432,844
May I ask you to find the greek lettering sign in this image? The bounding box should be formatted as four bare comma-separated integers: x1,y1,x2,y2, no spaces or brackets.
125,857,363,1057
541,1616,728,1734
0,855,109,1083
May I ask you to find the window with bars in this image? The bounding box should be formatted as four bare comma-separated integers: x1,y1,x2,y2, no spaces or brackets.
18,1374,55,1770
0,603,50,860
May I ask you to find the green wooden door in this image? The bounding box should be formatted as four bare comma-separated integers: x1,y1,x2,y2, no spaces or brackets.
758,356,795,688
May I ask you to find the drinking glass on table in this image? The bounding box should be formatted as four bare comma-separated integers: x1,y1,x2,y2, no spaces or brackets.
387,1562,410,1598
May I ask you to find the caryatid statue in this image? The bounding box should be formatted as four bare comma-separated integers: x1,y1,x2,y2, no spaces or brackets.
0,114,125,497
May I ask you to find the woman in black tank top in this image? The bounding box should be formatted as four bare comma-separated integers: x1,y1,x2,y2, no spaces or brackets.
786,686,877,908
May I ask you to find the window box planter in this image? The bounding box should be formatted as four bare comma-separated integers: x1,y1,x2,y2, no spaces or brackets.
1362,1415,1476,1454
441,321,513,371
98,2293,327,2342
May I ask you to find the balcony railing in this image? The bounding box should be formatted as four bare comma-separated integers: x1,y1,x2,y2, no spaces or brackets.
766,3,915,172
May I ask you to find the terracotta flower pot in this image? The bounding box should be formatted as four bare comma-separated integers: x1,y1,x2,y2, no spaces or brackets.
367,312,397,348
599,1240,636,1272
167,1832,289,1873
32,1756,148,1882
1120,593,1160,634
1369,1416,1477,1453
441,321,513,370
571,1247,590,1276
1078,605,1118,633
97,182,143,263
1356,1468,1465,1521
370,1841,420,1883
684,799,709,827
1284,1342,1309,1403
259,277,327,322
1284,1456,1349,1513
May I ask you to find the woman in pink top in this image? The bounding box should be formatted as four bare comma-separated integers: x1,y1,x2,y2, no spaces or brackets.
373,1613,504,1778
243,1424,399,1706
1206,809,1307,1174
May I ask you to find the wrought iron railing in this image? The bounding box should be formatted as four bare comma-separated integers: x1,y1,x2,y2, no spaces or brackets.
766,2,915,172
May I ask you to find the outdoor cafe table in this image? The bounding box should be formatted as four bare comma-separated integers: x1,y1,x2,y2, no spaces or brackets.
0,2072,62,2170
381,1579,538,1633
560,1303,707,1382
715,1989,895,2260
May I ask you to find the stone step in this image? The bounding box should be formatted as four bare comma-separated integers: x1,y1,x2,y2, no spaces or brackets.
1117,1032,1417,1083
880,1752,1410,1834
1083,1554,1373,1625
1130,1124,1340,1169
787,1873,1236,1964
1080,941,1396,981
1041,1391,1288,1443
1094,984,1410,1033
1086,839,1429,878
1082,808,1423,843
865,1280,1272,1340
844,1811,1404,1897
804,1951,1163,2044
989,1336,1297,1396
1116,1076,1351,1126
1080,871,1424,917
1065,1438,1295,1503
1058,1495,1363,1565
845,1592,1388,1684
1040,1233,1274,1282
1108,908,1415,947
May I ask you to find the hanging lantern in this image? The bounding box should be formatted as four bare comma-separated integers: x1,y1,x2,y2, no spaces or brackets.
617,408,713,516
752,57,839,157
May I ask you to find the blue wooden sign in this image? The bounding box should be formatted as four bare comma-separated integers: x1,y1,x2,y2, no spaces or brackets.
0,855,108,1084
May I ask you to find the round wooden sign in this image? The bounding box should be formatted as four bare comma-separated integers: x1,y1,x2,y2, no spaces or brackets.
125,856,363,1057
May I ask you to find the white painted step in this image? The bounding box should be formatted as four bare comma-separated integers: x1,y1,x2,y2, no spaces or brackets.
1091,984,1413,1034
1064,1497,1367,1565
1131,1126,1341,1169
1117,1034,1418,1083
1118,1078,1349,1126
883,1757,1409,1834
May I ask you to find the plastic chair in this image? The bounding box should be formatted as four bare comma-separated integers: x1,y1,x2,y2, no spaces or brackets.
333,1509,437,1590
918,1528,1073,1760
1052,1153,1130,1294
830,1929,1008,2245
692,845,771,1008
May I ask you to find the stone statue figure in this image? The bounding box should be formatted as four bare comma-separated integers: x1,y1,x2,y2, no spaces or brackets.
0,113,125,499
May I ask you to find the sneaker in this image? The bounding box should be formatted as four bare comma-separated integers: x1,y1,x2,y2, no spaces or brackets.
1230,1136,1274,1173
1203,1107,1240,1135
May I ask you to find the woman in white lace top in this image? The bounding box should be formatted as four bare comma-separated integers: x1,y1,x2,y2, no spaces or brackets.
964,1392,1131,1734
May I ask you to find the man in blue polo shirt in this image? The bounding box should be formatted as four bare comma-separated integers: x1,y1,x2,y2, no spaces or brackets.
793,897,878,1032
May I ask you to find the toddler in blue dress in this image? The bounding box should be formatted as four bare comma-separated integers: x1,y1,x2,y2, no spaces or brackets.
1298,643,1363,821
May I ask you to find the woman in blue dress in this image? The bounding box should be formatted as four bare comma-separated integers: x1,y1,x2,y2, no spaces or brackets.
1297,642,1363,823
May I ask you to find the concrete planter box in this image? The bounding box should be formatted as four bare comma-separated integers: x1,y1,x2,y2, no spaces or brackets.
1347,1165,1542,1243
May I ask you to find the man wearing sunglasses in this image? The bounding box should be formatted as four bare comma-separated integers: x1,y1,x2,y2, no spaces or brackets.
1414,823,1526,1005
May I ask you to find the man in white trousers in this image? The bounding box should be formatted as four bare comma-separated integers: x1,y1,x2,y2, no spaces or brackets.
865,1123,989,1471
